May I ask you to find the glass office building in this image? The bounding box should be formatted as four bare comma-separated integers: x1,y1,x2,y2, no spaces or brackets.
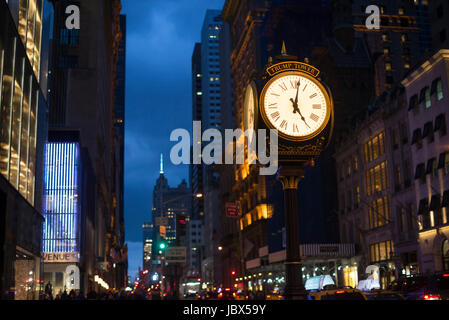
0,0,51,300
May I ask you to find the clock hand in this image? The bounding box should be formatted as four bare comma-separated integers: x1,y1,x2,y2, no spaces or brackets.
294,80,300,105
290,98,311,129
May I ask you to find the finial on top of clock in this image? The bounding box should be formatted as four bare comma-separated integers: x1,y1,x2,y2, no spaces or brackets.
268,56,273,64
281,41,287,56
304,57,310,64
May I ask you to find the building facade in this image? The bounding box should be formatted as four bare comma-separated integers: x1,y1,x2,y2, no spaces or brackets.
402,49,449,274
46,0,125,291
0,0,51,300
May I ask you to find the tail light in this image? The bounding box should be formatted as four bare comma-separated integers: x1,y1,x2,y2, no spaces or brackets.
336,290,346,294
423,294,441,300
233,292,236,298
443,274,449,278
218,293,223,298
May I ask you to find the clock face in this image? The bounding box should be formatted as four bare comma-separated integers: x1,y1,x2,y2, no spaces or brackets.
243,82,257,132
260,72,331,141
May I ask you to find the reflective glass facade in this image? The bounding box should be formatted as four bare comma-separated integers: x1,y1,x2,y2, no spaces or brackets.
0,0,43,205
42,142,80,253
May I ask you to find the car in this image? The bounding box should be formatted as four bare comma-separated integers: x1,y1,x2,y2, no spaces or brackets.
218,288,236,300
308,288,368,300
364,290,405,300
266,291,283,300
235,292,248,300
389,273,449,300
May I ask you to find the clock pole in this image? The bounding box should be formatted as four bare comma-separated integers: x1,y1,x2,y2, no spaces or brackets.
277,164,307,300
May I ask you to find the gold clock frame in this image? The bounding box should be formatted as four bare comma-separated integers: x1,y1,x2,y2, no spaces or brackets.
243,81,259,132
259,70,333,142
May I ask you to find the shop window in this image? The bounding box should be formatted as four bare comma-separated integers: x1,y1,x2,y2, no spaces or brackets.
14,250,38,300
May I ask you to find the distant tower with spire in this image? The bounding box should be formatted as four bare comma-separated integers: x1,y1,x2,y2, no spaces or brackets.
160,153,164,175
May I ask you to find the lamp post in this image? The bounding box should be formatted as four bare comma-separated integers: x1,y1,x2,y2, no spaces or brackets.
277,165,307,300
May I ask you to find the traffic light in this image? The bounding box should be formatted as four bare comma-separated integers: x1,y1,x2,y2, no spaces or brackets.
231,270,236,276
159,241,166,250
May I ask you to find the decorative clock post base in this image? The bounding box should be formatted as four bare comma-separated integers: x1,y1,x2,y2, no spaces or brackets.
277,165,308,300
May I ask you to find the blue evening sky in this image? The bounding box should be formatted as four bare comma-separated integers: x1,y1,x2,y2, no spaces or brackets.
122,0,224,281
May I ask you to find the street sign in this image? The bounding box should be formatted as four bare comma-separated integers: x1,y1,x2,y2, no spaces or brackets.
155,216,169,226
165,246,186,264
226,202,240,218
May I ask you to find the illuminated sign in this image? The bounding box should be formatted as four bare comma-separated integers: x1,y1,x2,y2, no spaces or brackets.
42,252,80,263
42,142,80,253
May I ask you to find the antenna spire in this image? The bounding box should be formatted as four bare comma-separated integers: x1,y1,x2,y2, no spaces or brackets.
160,154,164,174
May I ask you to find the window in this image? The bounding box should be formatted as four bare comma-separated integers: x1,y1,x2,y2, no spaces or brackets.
438,152,449,175
369,240,394,263
382,33,389,41
385,63,392,71
353,156,359,172
355,186,361,207
398,7,404,15
368,196,390,229
365,162,388,196
426,158,438,178
420,86,431,108
363,132,385,163
415,163,426,183
411,128,422,148
408,94,419,113
401,34,408,43
423,121,434,142
431,78,444,101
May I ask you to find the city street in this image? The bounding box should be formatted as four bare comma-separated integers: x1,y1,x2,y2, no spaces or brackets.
1,0,449,312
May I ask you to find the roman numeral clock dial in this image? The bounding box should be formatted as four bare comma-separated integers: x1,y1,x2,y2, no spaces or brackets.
260,72,331,141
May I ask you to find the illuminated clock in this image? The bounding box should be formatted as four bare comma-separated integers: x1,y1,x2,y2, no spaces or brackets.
259,71,331,141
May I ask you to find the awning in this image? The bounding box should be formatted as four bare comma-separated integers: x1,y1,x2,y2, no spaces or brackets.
411,128,422,145
426,158,437,174
417,199,429,215
430,195,441,211
442,190,449,207
422,121,433,138
434,114,446,132
408,94,418,111
415,163,425,180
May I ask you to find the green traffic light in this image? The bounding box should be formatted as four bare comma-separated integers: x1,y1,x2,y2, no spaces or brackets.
159,243,166,250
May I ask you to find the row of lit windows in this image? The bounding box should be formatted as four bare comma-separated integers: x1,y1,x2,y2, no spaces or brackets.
365,161,388,196
0,38,39,205
8,0,44,80
368,196,390,230
411,113,447,147
363,132,385,164
369,240,394,263
239,204,272,230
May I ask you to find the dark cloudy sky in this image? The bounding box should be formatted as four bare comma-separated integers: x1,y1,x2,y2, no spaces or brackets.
122,0,225,280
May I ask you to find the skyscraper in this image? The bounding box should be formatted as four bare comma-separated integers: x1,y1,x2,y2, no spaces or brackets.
0,0,52,300
46,0,125,291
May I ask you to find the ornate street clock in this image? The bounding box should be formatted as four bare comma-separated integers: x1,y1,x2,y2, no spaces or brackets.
258,55,334,164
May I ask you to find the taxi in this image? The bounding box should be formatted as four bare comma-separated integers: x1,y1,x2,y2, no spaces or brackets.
308,287,368,300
